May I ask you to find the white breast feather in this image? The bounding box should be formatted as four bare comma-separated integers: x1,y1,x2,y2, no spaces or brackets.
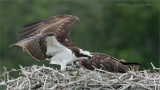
45,36,77,71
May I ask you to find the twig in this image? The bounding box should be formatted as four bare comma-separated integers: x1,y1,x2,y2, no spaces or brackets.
151,62,160,70
19,65,31,90
43,75,48,90
120,84,132,90
0,64,159,90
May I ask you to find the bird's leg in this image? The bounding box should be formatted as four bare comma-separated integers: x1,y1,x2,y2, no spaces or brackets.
60,64,66,72
72,61,79,68
71,61,80,76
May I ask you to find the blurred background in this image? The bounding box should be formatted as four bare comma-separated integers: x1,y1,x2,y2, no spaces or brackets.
0,0,159,74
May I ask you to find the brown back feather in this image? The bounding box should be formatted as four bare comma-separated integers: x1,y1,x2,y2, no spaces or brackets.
79,53,139,73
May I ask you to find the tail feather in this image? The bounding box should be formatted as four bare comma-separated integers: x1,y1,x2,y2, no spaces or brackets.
120,62,140,66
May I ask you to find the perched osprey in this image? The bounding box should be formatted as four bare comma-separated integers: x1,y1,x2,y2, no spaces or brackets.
76,53,140,73
10,15,92,71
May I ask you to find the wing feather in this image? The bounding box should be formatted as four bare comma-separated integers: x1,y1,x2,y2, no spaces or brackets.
17,14,79,40
17,22,44,35
18,24,45,38
10,33,54,60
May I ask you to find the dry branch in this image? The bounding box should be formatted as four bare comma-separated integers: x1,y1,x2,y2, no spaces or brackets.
0,64,160,90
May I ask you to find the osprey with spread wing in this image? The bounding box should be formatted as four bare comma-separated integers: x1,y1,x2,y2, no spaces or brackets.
10,15,92,71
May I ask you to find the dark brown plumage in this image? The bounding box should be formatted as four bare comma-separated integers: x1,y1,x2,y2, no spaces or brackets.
10,33,54,60
78,53,140,73
10,15,88,60
17,14,78,47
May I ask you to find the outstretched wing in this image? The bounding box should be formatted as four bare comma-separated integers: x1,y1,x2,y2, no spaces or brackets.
17,14,79,48
79,53,140,73
10,33,54,60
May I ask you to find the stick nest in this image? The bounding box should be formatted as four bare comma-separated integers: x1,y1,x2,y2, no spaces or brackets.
0,63,160,90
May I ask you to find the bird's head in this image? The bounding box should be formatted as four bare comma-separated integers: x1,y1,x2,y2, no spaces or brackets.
78,49,93,62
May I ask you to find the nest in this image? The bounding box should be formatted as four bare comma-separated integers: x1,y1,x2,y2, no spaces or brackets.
0,63,160,90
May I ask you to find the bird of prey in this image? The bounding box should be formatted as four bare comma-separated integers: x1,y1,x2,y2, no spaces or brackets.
10,14,92,71
76,53,140,73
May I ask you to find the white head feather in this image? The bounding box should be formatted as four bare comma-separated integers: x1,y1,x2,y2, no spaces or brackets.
79,49,92,57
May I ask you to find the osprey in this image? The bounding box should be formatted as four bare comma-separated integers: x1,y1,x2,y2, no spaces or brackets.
10,14,92,71
76,53,140,73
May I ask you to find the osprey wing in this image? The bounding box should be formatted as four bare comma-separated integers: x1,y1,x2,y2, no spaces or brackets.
17,14,79,48
10,33,54,60
17,14,79,39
